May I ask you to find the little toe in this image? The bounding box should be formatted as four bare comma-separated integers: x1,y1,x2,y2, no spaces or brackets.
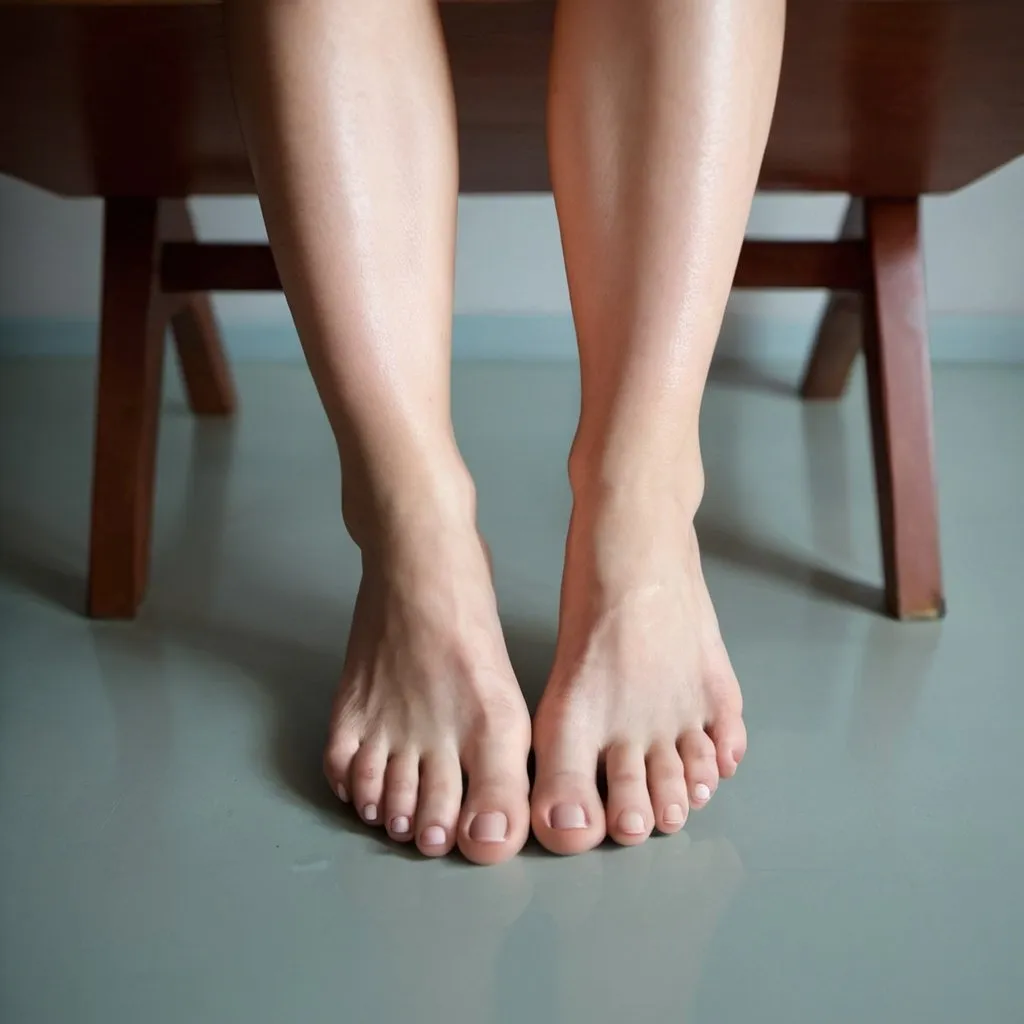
415,750,462,857
645,742,689,833
604,742,655,846
531,738,605,856
679,729,720,809
323,729,360,804
383,753,419,842
708,714,748,779
349,741,388,826
458,736,530,866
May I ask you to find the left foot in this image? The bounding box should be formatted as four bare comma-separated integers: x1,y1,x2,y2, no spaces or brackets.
531,486,746,855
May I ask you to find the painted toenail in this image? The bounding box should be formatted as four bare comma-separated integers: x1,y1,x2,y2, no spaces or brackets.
550,803,588,830
363,803,378,822
468,811,508,843
422,825,447,847
618,810,646,835
391,815,410,835
664,804,686,825
336,783,349,803
693,783,711,803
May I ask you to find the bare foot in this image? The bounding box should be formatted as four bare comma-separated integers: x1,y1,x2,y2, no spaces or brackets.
531,488,746,855
323,481,531,866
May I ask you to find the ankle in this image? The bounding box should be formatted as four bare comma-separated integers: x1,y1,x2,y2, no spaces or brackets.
567,437,705,525
563,441,705,598
341,444,480,561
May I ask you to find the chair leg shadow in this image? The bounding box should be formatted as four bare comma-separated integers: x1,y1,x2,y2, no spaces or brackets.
697,521,884,614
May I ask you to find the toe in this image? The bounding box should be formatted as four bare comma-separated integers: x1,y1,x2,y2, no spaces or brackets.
679,729,720,809
383,752,419,842
604,742,655,846
415,750,462,857
645,741,689,833
708,713,747,779
323,728,360,804
459,733,530,866
531,729,605,856
349,741,388,826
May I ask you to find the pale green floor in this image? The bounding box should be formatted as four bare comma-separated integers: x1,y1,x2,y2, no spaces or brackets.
1,355,1023,1024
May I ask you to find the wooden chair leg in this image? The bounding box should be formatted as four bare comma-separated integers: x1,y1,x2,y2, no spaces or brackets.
88,198,167,619
800,197,865,400
160,199,237,416
863,197,945,620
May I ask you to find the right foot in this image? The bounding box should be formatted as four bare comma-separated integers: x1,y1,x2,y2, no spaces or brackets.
530,475,746,855
323,483,531,866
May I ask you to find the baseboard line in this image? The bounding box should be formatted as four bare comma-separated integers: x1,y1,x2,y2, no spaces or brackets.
0,312,1020,365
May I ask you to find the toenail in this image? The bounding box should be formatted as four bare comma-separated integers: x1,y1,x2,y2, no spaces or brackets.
363,803,378,822
618,810,647,836
693,783,711,803
664,804,686,825
336,783,349,803
391,815,410,835
550,803,588,830
421,825,447,847
468,811,508,844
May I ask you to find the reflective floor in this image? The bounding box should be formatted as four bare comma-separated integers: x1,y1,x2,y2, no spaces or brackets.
2,356,1022,1024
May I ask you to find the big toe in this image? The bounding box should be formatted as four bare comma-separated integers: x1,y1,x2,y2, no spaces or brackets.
531,733,606,855
458,734,531,866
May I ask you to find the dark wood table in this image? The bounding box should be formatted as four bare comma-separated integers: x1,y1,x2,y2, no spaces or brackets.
2,0,1022,620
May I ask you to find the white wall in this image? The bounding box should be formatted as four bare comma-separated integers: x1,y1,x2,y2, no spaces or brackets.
1,156,1021,346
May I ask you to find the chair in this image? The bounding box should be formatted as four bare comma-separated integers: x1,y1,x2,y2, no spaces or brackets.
1,0,1022,619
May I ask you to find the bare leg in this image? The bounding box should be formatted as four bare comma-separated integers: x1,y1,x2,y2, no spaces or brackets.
225,0,531,865
532,0,785,853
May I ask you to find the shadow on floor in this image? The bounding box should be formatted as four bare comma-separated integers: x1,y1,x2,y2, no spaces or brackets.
0,545,85,614
701,354,883,615
696,520,884,614
707,358,797,398
0,508,87,615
